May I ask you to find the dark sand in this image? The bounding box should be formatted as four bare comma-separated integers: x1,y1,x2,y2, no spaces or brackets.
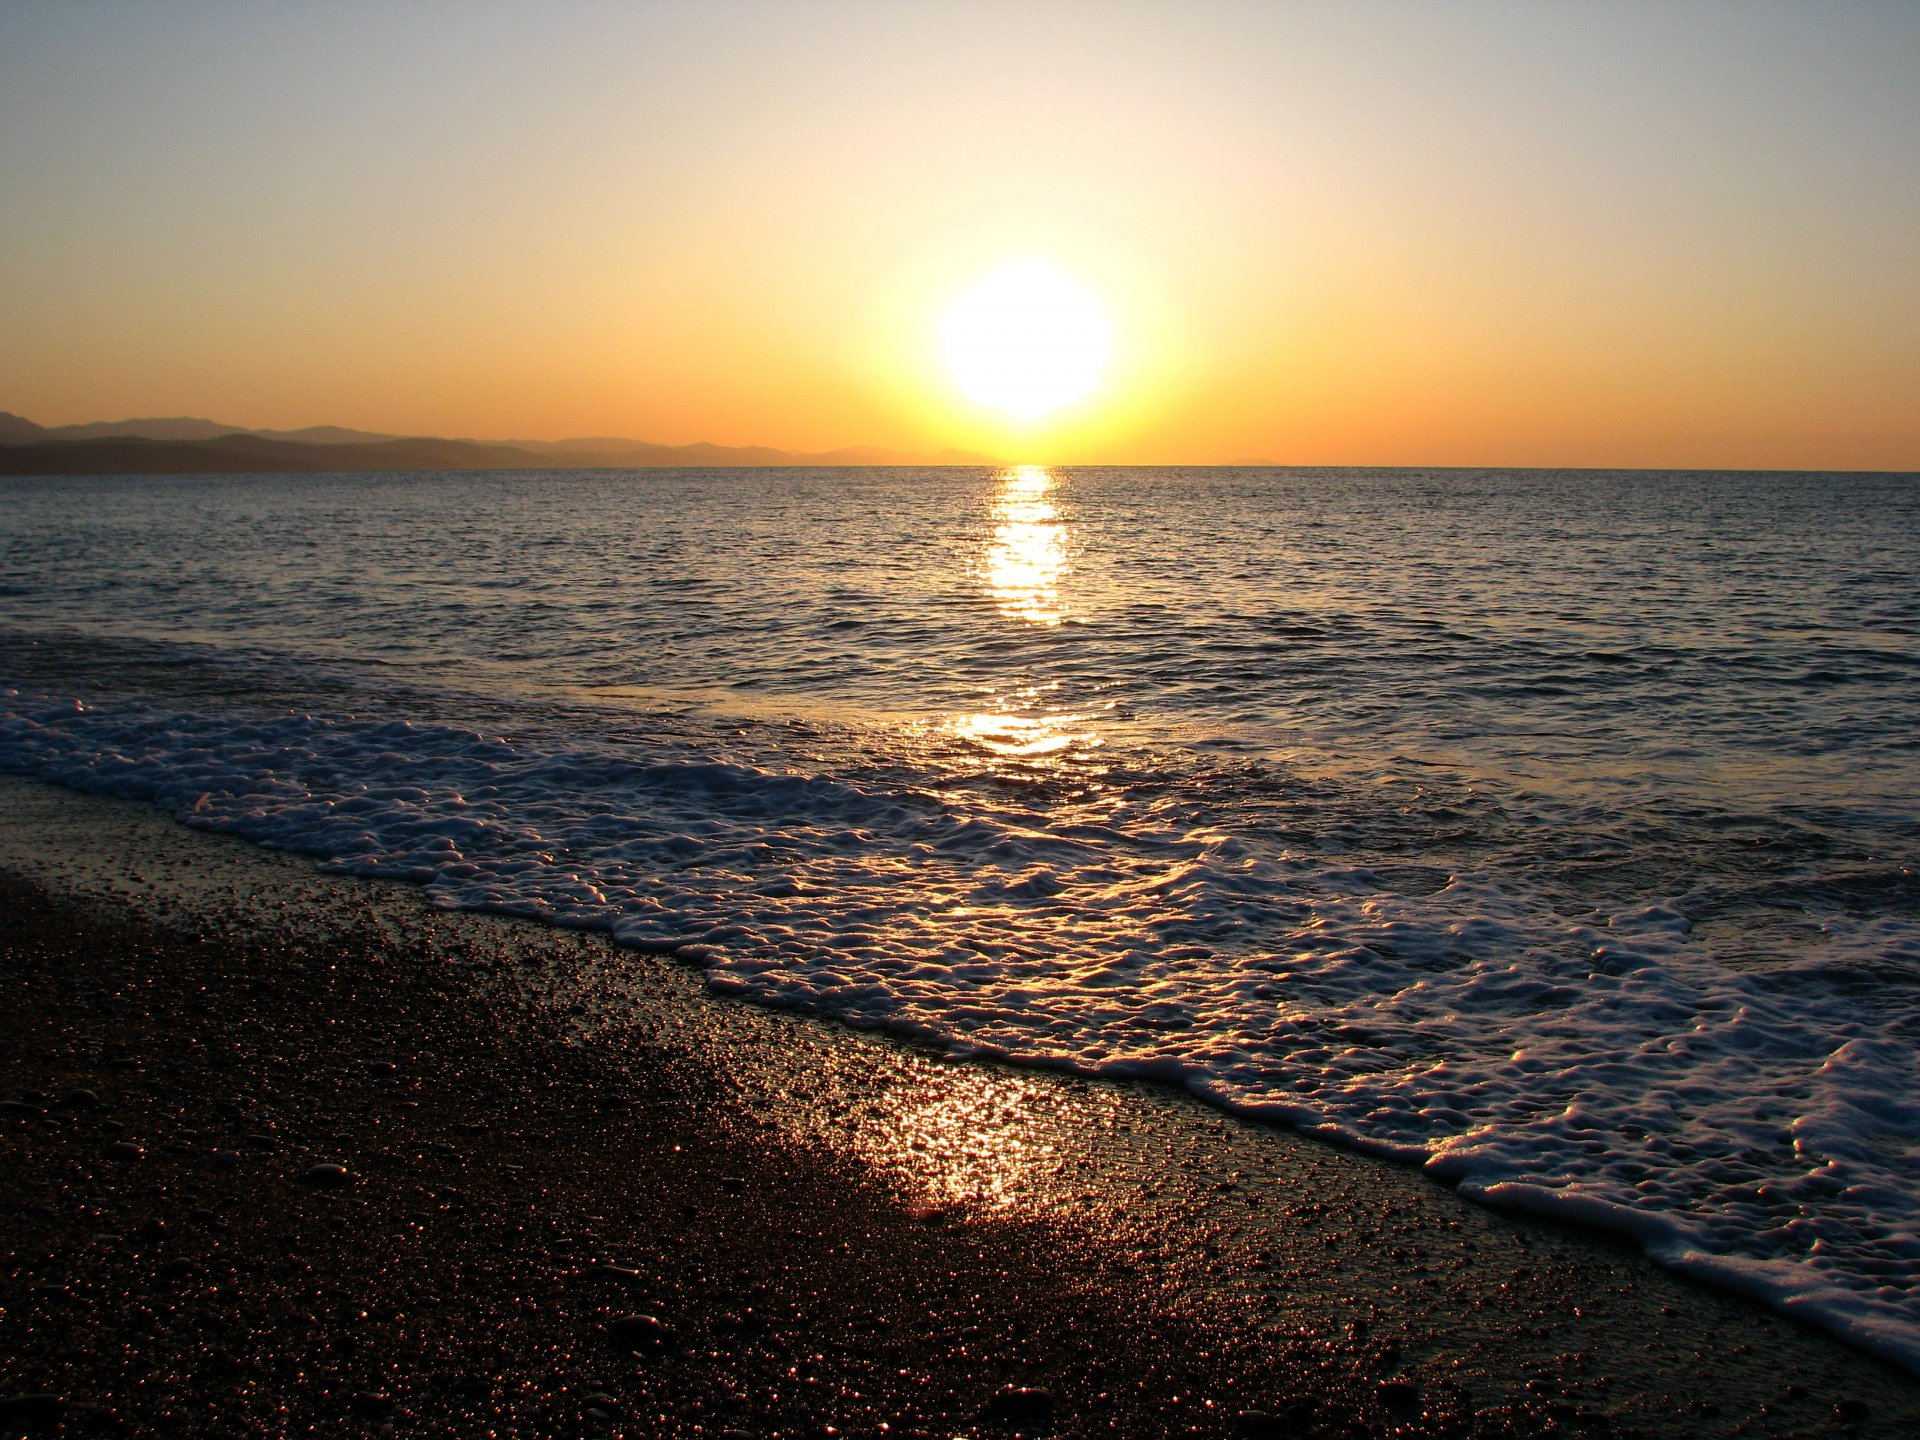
2,776,1915,1438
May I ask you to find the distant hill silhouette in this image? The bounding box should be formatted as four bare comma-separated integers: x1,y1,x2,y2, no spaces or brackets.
0,412,48,445
0,412,426,446
0,433,549,476
0,411,996,474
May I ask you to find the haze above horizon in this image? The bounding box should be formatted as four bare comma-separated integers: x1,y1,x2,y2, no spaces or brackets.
1,2,1915,470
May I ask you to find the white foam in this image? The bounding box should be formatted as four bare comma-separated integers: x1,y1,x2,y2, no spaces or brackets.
4,688,1919,1372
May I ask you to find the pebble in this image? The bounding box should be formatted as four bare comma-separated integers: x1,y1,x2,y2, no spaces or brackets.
581,1394,622,1426
301,1162,351,1187
58,1087,102,1109
103,1140,144,1162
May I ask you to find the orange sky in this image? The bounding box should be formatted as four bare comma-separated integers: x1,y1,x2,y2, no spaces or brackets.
1,2,1915,468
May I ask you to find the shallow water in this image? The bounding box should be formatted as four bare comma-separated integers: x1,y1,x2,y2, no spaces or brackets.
2,464,1917,1366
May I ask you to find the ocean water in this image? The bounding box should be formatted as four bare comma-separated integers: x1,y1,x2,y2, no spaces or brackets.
2,465,1918,1366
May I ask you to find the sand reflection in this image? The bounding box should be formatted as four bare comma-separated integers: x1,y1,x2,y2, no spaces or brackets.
840,1062,1121,1214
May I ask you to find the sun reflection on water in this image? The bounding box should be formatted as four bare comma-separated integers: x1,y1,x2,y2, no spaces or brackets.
953,468,1107,769
984,465,1068,627
959,709,1076,757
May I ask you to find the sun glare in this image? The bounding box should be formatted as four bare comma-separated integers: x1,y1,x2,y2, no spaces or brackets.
941,260,1112,420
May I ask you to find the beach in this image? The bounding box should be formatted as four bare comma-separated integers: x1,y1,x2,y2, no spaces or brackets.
3,774,1916,1438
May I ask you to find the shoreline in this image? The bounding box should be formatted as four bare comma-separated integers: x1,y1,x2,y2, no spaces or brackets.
2,775,1916,1438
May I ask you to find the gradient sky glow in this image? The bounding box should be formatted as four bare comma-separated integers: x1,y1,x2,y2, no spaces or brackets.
2,1,1915,467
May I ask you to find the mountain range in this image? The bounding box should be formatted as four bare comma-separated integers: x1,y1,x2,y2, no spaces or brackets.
0,412,996,475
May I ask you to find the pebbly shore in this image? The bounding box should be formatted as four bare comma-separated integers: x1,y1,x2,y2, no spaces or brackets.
2,776,1916,1439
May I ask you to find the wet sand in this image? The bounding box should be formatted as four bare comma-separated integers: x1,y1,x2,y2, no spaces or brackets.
1,775,1915,1438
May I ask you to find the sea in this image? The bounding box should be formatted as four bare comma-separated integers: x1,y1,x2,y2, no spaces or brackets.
2,464,1917,1367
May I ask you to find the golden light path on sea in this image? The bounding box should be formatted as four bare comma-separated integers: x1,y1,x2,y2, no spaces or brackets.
957,465,1103,768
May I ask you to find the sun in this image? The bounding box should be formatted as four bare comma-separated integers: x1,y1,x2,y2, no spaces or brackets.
941,259,1112,420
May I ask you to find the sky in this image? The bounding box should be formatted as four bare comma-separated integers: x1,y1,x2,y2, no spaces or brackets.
1,0,1915,467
